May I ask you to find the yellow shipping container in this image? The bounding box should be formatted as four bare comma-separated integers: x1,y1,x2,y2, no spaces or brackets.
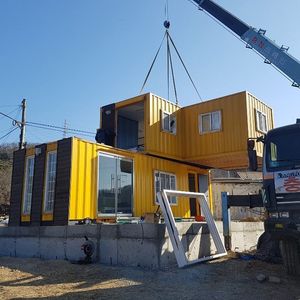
17,137,209,225
100,91,274,170
69,138,208,220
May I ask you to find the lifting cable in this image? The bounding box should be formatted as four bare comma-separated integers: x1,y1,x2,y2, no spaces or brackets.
139,31,167,95
140,0,203,104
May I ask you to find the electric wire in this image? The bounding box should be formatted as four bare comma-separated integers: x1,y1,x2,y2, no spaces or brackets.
187,0,296,86
0,126,15,134
26,121,95,135
0,107,21,122
0,127,18,140
0,104,20,108
26,124,95,138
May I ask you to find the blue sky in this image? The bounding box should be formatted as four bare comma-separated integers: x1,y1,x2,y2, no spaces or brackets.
0,0,300,144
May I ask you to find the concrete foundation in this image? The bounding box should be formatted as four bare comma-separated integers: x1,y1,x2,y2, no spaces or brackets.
0,221,264,269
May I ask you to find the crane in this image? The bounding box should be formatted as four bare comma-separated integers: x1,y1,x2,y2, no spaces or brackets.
192,0,300,88
190,0,300,275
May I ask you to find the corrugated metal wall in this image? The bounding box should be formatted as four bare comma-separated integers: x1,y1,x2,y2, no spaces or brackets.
69,139,100,220
182,92,249,163
145,93,182,159
133,154,206,217
69,138,208,220
246,92,274,157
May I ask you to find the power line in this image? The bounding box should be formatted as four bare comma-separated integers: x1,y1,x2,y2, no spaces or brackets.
0,104,20,108
0,108,96,141
0,107,21,123
26,124,95,138
0,127,18,140
26,121,95,135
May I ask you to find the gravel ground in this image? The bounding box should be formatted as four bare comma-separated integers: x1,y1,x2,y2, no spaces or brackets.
0,256,299,300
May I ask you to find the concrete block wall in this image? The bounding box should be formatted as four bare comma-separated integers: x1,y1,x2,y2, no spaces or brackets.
0,221,264,269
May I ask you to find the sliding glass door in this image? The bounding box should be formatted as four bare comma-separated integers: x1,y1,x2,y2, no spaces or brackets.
98,153,133,216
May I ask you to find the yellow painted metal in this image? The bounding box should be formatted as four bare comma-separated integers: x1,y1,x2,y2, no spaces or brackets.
69,137,208,220
26,148,35,156
21,215,30,222
112,91,273,169
133,154,207,217
103,90,274,170
42,213,53,221
46,142,57,152
246,92,274,157
182,91,249,161
144,93,183,159
69,138,135,220
182,91,273,169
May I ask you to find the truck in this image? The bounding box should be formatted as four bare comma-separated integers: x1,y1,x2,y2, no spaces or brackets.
191,0,300,274
260,121,300,274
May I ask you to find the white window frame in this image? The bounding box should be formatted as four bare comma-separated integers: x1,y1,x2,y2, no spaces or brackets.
43,151,57,213
199,110,222,134
161,110,176,135
256,109,268,133
154,170,177,205
22,156,35,215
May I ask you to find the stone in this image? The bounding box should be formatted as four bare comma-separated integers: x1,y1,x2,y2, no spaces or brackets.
256,273,267,282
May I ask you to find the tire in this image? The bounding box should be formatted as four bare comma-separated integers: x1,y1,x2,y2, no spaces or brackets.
279,239,300,276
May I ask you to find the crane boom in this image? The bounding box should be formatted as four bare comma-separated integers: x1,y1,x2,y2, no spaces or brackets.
193,0,300,87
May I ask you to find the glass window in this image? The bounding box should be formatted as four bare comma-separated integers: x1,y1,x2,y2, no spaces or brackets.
44,151,57,213
256,110,267,133
98,153,133,215
266,131,300,171
154,171,177,205
199,111,221,133
22,156,34,215
161,111,176,134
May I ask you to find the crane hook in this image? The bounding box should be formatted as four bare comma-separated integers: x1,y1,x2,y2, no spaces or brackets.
164,20,170,29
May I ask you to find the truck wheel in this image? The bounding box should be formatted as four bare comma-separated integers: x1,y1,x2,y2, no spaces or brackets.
279,240,300,275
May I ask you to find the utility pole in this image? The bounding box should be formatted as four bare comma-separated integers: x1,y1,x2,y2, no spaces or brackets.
19,99,26,150
63,119,68,138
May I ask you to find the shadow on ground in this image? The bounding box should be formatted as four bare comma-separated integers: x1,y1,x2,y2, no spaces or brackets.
0,256,299,300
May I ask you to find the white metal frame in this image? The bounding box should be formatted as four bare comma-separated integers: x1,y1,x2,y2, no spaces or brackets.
157,190,227,268
255,109,268,133
161,110,176,135
154,170,177,205
199,110,222,134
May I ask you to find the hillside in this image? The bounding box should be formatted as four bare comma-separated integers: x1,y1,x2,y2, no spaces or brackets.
0,144,17,215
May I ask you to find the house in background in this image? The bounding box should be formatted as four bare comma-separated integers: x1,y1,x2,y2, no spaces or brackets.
9,91,273,226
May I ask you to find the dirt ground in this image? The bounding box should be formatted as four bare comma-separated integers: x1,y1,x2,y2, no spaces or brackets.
0,256,299,300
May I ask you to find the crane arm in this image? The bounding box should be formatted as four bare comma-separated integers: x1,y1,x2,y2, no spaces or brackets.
193,0,300,87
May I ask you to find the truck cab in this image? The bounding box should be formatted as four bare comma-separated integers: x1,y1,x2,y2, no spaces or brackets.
262,120,300,274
